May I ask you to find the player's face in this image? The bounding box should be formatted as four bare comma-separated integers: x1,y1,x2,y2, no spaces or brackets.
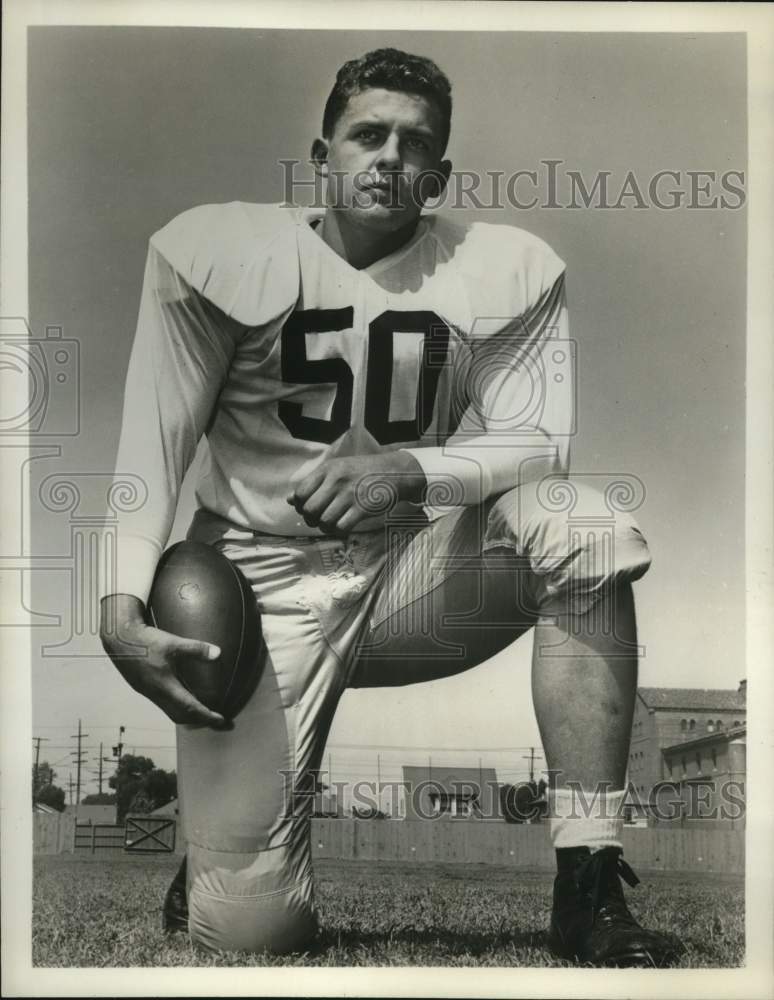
313,88,451,233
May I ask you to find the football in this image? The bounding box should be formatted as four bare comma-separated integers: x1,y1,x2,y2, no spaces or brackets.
146,540,264,717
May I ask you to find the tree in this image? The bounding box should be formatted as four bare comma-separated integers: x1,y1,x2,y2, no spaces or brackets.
108,754,177,821
82,792,117,805
33,760,56,794
32,759,66,811
36,783,66,811
499,780,548,824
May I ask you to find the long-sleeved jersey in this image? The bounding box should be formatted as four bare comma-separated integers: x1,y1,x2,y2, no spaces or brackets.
107,202,573,604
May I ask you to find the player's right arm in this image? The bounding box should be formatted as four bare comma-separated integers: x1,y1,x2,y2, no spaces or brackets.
99,222,244,727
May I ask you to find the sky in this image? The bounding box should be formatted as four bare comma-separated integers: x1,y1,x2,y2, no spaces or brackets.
22,27,747,801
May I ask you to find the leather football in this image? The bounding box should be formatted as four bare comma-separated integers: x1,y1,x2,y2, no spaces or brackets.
147,540,264,718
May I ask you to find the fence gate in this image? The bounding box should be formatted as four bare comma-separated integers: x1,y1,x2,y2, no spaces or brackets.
124,815,176,853
73,822,125,855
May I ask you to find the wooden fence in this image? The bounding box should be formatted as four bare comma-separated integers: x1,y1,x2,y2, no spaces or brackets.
34,813,744,874
34,810,76,855
310,820,744,874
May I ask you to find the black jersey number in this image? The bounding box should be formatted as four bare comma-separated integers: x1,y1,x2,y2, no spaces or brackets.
278,308,450,446
278,308,354,444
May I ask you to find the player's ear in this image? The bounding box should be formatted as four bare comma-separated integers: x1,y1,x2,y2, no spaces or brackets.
311,138,329,177
433,159,452,198
416,160,452,203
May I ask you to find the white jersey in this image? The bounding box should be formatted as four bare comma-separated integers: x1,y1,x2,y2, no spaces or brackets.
109,202,571,603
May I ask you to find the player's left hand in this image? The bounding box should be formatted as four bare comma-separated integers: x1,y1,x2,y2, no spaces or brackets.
287,451,426,535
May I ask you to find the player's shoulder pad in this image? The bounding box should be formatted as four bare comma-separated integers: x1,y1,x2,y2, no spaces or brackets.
149,202,301,325
431,215,566,313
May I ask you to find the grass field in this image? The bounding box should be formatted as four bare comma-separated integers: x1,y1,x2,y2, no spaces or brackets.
33,855,744,968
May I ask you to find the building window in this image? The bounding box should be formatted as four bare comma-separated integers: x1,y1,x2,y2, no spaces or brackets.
733,720,740,728
711,749,718,770
667,760,673,777
689,719,696,731
681,757,687,777
680,719,687,732
716,719,723,730
695,752,702,774
707,720,714,733
429,791,479,818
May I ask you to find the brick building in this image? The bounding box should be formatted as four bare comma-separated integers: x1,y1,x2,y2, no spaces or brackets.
657,722,746,822
628,681,746,802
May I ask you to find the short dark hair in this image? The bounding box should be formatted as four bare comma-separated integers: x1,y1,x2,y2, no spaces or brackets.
322,48,452,152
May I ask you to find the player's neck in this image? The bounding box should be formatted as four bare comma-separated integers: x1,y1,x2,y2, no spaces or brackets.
318,210,420,270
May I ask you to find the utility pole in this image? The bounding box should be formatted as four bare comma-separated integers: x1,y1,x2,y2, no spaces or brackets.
70,719,89,806
522,747,543,784
32,736,49,799
377,753,381,813
67,773,75,805
112,725,125,761
95,742,105,795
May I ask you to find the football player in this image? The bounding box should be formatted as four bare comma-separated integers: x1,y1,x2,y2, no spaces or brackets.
100,48,684,966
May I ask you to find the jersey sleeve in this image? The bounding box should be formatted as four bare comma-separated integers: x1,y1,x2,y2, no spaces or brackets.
403,270,572,508
101,243,245,604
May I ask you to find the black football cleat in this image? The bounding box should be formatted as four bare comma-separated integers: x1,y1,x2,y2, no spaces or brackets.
162,855,189,934
548,846,685,967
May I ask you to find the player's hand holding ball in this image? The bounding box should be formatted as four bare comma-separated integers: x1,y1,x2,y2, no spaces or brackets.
287,451,425,535
100,592,227,729
100,542,264,729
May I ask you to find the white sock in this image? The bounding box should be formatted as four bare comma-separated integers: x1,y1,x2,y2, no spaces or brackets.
549,787,626,851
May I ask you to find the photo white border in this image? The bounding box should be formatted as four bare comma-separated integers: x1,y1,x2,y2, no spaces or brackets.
2,2,772,997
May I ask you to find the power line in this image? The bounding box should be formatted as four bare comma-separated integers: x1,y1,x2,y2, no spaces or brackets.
36,743,176,751
33,725,172,733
